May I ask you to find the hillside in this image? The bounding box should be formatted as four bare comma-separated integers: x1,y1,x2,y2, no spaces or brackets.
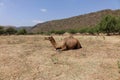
31,9,120,33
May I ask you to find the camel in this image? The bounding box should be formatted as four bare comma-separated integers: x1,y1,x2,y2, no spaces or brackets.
45,35,82,51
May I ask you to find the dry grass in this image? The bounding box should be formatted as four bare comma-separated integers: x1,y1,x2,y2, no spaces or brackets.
0,35,120,80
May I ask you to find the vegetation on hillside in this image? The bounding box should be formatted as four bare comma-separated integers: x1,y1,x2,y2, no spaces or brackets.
31,9,120,33
38,15,120,36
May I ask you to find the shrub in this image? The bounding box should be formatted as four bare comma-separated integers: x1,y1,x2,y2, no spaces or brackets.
55,30,66,34
50,30,56,34
117,60,120,69
0,26,4,35
5,27,17,35
87,28,96,35
98,15,117,35
50,30,66,34
17,29,27,35
78,27,89,33
115,17,120,34
68,29,78,34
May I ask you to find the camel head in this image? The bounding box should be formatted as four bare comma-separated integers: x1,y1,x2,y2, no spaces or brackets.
44,36,54,41
44,36,57,49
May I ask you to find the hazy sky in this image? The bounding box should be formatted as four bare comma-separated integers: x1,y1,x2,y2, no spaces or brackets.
0,0,120,26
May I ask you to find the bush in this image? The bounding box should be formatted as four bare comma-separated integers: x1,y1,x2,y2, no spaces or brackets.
0,26,4,35
68,29,78,34
87,28,95,35
55,30,66,34
115,17,120,34
5,27,17,35
50,30,56,34
98,15,117,35
78,27,89,33
49,30,66,34
17,29,27,35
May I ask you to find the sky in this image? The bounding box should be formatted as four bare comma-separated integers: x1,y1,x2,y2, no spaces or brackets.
0,0,120,27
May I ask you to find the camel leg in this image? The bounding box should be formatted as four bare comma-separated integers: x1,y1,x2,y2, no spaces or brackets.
61,45,67,51
56,46,61,50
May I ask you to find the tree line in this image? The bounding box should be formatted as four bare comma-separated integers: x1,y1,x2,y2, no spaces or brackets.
0,27,27,35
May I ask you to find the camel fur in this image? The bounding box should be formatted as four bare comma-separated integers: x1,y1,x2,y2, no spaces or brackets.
45,35,82,51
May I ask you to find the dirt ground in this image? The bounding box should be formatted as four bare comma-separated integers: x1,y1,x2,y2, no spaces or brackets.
0,35,120,80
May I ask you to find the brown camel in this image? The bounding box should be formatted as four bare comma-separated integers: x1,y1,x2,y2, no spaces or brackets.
45,35,82,51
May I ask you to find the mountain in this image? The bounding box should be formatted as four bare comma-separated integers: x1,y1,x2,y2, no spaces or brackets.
31,9,120,33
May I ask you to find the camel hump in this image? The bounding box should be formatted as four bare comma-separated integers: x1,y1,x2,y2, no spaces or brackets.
68,35,74,38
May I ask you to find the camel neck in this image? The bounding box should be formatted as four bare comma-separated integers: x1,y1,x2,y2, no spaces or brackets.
50,37,57,49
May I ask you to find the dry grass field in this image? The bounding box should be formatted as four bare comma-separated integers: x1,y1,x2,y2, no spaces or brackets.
0,35,120,80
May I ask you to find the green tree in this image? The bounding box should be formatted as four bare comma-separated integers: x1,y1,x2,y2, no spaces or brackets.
17,29,27,35
5,27,17,35
0,26,4,35
98,15,117,36
115,17,120,34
